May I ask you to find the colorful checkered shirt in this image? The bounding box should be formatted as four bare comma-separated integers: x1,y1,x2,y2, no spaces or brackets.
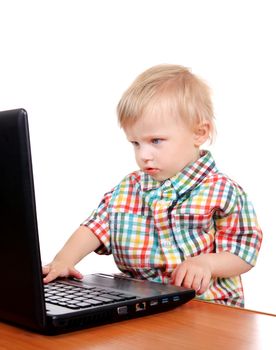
82,150,262,307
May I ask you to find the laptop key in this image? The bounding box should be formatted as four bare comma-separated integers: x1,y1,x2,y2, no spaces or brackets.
66,304,81,309
90,296,114,303
101,294,126,301
117,294,137,300
75,297,86,301
57,298,72,303
57,302,68,307
86,299,103,305
76,302,93,308
65,299,79,305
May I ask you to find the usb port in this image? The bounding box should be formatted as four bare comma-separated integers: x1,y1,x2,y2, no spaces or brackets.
150,299,158,306
173,295,180,302
161,297,169,304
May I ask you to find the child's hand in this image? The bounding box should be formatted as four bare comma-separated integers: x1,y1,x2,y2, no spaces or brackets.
42,261,83,284
171,255,212,295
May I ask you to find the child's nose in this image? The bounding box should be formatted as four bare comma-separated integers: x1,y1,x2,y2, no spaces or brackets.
139,145,153,162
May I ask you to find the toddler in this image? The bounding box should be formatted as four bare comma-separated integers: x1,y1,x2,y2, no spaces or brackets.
43,64,262,307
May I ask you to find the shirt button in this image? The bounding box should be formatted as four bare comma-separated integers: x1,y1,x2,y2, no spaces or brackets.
164,180,171,187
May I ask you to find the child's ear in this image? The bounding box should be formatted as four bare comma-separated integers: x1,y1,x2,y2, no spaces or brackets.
193,122,210,146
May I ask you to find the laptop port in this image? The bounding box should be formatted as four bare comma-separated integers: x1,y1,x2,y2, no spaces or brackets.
135,302,146,312
150,299,158,306
117,306,128,315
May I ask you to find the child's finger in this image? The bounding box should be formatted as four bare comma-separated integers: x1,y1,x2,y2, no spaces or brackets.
191,273,203,292
181,269,195,289
69,267,83,279
197,274,211,295
43,269,60,284
42,265,50,275
173,264,188,287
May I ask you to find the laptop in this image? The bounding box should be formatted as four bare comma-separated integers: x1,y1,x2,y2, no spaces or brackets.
0,108,195,334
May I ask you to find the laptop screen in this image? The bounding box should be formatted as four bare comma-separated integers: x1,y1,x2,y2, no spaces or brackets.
0,109,47,330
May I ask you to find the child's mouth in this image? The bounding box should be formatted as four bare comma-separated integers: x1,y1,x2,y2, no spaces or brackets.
144,168,160,175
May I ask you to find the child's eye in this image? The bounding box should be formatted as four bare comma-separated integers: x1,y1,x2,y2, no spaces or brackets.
152,138,162,144
130,141,139,147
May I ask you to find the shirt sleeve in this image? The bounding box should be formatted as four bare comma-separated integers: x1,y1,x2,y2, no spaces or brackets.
81,190,113,255
214,182,263,266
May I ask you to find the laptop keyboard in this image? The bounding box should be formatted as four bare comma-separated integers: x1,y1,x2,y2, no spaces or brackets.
44,281,137,309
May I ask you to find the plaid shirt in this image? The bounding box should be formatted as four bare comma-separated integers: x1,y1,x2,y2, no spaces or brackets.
82,151,262,307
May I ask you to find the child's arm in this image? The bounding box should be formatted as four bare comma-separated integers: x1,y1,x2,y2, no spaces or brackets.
171,252,252,294
42,226,101,284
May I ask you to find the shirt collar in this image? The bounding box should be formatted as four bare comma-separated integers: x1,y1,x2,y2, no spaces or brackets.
140,150,218,196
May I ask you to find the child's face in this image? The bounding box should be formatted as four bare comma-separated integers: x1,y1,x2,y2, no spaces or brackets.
124,107,202,181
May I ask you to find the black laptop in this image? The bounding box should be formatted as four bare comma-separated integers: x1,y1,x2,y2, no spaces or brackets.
0,108,195,334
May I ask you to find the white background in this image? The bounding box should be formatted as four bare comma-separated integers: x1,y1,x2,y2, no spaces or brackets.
1,0,275,314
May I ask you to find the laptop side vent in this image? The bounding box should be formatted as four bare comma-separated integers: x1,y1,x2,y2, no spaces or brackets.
66,310,116,329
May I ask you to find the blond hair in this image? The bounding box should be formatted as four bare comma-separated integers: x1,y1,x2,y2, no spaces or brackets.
117,64,215,143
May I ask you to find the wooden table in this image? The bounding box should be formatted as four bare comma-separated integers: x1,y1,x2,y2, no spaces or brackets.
0,300,275,350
